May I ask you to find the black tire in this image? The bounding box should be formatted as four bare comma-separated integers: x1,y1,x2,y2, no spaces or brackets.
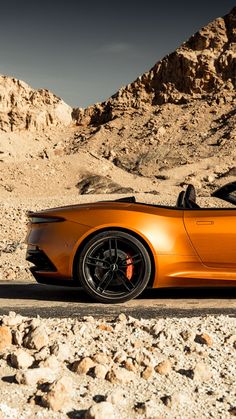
76,230,152,303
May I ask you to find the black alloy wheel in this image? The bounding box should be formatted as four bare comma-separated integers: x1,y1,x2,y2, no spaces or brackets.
76,230,152,303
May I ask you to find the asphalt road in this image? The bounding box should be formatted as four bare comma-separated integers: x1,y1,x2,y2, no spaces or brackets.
0,282,235,318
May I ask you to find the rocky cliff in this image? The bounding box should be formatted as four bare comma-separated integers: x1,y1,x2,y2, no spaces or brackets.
0,76,72,132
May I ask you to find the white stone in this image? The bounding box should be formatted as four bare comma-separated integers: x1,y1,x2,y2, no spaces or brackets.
85,402,116,419
15,367,56,386
10,349,34,369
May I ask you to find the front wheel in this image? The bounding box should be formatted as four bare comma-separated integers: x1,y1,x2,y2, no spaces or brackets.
76,230,152,303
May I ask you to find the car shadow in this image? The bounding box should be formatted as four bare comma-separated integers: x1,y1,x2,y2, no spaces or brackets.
0,282,235,304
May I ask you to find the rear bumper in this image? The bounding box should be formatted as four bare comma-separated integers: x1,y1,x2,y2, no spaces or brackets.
26,221,90,279
30,267,78,287
27,246,78,287
26,247,57,272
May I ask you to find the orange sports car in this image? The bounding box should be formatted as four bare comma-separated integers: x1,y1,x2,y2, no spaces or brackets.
26,182,236,303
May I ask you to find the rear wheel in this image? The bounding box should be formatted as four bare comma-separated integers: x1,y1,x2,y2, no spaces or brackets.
76,230,152,303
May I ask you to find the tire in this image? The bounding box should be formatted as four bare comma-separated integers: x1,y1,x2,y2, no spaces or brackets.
76,230,152,303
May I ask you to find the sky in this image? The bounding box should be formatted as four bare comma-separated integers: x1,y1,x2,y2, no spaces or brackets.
0,0,235,108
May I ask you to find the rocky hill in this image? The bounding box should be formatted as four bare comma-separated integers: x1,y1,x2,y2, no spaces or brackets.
64,6,236,182
0,76,72,132
73,6,236,126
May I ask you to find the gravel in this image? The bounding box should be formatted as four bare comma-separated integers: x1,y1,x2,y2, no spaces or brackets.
0,311,234,418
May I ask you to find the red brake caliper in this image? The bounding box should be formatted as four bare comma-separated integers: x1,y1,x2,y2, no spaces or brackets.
126,254,133,280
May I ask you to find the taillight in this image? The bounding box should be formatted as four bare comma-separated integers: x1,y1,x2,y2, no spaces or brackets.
28,216,65,224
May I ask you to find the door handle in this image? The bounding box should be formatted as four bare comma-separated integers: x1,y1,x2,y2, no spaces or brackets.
196,221,214,225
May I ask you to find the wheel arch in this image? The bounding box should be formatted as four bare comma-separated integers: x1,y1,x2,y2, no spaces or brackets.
72,226,156,287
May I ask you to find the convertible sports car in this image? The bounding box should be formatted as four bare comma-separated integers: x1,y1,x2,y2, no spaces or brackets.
26,182,236,303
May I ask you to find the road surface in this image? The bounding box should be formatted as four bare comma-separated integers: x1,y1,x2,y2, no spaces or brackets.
0,282,235,318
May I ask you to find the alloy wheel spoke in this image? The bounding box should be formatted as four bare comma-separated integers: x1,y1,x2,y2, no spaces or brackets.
97,270,114,293
86,261,109,268
86,256,110,267
114,238,118,262
116,269,135,292
108,239,113,261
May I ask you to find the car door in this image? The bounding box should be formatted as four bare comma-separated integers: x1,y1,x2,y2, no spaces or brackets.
184,209,236,268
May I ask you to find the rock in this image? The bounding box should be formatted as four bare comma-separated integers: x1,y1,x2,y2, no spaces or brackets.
41,376,73,412
116,313,127,322
85,402,115,419
134,400,163,417
15,367,56,386
39,355,61,370
107,389,126,406
10,349,34,369
83,316,96,323
157,126,166,136
93,364,108,379
225,334,236,345
134,402,146,414
23,326,49,350
92,353,111,365
76,175,133,195
12,330,24,346
28,318,41,329
50,342,71,361
97,323,113,332
123,358,137,372
229,407,236,416
2,312,24,327
162,391,189,407
180,330,195,342
0,75,72,133
141,365,154,380
204,175,215,183
106,366,135,384
34,347,50,362
113,351,127,364
0,326,12,351
155,360,172,375
72,357,95,375
193,362,212,381
195,333,213,347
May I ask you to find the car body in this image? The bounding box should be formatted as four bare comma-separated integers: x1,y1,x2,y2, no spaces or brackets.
26,182,236,303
